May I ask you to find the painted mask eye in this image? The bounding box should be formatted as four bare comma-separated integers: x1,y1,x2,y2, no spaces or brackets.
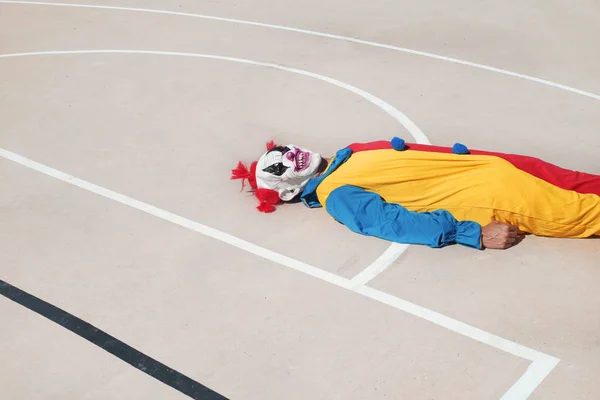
263,162,289,176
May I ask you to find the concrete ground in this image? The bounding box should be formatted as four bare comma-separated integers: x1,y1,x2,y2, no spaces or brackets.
1,1,599,399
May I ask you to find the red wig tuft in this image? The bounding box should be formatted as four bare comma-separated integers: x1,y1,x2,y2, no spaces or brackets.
255,188,280,212
266,140,277,151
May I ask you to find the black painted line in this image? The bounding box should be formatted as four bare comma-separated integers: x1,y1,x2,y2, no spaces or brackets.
0,279,228,400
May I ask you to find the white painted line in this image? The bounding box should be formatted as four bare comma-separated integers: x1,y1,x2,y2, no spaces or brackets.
351,243,409,287
0,49,429,145
2,0,599,101
0,49,562,397
355,285,559,363
500,355,560,400
0,49,426,289
0,48,427,289
0,148,351,288
0,147,560,399
0,48,424,316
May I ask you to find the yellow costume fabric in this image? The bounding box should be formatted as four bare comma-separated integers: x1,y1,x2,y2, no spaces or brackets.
316,149,600,238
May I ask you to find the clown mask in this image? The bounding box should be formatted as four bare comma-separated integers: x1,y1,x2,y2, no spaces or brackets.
255,144,323,201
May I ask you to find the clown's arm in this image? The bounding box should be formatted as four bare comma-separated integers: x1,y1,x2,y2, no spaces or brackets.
325,185,482,249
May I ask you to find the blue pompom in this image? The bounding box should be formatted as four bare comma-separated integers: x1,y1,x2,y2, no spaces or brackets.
391,137,406,151
452,143,470,155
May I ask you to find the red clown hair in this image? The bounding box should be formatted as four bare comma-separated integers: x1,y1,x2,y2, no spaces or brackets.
231,141,281,213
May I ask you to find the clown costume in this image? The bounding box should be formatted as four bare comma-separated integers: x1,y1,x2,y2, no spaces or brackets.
231,138,600,250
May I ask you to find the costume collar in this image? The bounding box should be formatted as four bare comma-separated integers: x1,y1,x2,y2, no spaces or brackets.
300,147,353,208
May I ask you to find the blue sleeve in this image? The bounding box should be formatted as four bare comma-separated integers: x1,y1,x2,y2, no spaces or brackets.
325,185,482,249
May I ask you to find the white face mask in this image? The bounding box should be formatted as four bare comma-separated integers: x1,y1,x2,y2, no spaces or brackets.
255,144,322,201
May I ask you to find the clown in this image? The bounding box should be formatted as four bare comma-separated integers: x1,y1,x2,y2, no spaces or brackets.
231,138,600,250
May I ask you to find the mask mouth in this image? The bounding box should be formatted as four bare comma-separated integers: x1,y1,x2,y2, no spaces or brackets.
286,148,311,172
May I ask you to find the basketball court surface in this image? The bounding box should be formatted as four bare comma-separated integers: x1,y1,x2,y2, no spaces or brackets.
1,1,600,399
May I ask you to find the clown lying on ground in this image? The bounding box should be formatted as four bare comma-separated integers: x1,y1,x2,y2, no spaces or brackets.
231,138,600,250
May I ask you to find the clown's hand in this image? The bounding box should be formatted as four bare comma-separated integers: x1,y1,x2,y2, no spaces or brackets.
481,220,524,249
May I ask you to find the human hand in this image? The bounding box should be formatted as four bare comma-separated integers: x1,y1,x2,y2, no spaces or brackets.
481,220,524,249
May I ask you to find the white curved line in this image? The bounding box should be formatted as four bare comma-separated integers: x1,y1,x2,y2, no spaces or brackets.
0,49,430,144
2,0,599,101
351,243,409,286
